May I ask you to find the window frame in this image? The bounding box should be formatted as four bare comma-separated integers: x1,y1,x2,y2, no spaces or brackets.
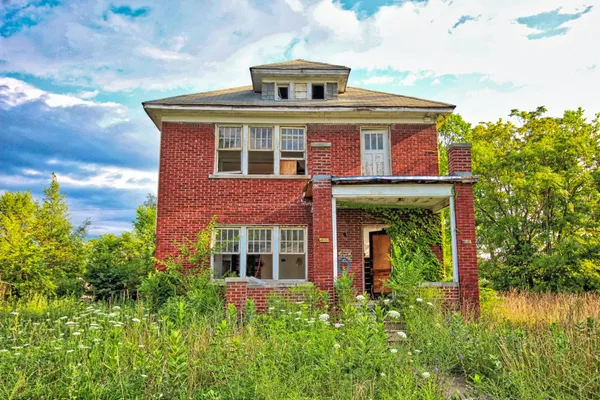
214,124,307,176
214,227,241,254
211,225,308,281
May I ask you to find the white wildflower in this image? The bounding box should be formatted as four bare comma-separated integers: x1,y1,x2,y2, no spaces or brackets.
383,299,391,305
295,311,302,316
334,323,344,329
33,322,40,326
112,306,121,311
356,295,365,301
141,374,148,378
318,313,329,322
132,318,141,323
390,348,398,354
397,331,407,339
10,311,18,316
78,345,90,349
407,351,412,356
138,345,145,348
93,338,101,343
295,318,300,321
54,347,62,351
108,313,117,318
387,310,401,319
65,321,76,327
426,302,434,307
416,298,423,303
0,349,8,353
59,316,68,320
380,372,386,377
72,331,81,336
13,352,21,356
422,372,431,379
66,350,74,353
414,349,422,354
333,343,341,349
268,307,275,311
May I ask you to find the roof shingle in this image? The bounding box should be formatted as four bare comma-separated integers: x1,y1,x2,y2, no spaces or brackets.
250,59,350,71
143,85,455,109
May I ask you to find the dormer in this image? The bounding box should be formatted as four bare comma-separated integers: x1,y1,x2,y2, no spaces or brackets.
250,59,351,101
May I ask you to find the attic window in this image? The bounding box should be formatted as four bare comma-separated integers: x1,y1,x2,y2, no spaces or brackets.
278,85,289,100
312,84,325,100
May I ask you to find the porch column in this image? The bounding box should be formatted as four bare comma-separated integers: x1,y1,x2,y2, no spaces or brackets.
310,142,335,296
448,143,480,317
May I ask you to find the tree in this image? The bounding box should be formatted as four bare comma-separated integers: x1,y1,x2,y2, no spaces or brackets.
439,108,600,291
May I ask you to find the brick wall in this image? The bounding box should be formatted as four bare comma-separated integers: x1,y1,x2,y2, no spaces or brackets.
448,143,472,176
225,279,319,313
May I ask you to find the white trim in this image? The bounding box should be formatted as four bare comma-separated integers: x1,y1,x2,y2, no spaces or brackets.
332,197,338,281
332,184,453,198
274,125,281,175
208,174,310,180
161,115,433,125
239,227,247,278
272,227,280,280
449,194,459,283
241,125,249,175
145,104,455,114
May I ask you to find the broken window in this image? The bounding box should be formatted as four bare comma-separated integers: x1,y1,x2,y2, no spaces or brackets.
213,228,240,278
294,83,307,99
246,228,273,279
248,127,274,174
279,228,306,279
280,127,306,175
217,126,242,173
277,85,289,100
312,84,325,100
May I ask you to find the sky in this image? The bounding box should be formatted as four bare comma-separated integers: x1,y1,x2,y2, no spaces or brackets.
0,0,598,236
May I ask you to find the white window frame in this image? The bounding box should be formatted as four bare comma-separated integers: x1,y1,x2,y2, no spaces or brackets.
214,124,307,176
360,127,391,176
214,227,241,254
211,225,307,281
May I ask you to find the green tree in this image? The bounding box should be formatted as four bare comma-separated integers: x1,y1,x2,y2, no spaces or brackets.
439,108,600,291
85,194,157,299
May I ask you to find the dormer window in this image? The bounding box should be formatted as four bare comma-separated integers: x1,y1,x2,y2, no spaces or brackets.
294,83,307,99
277,85,289,100
312,84,325,100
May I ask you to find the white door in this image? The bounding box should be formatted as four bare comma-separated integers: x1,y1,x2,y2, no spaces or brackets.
362,131,390,175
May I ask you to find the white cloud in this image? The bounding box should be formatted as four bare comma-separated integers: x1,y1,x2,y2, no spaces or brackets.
285,0,304,13
360,76,395,84
137,46,193,61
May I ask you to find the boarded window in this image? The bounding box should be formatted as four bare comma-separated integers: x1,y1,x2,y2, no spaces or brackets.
294,83,307,99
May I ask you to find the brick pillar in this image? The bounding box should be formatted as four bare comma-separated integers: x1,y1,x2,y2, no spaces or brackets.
225,278,248,313
310,142,334,297
448,143,480,317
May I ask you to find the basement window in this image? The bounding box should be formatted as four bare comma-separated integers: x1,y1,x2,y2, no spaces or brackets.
246,228,273,279
217,126,242,173
248,127,274,174
280,127,306,175
277,85,289,100
213,228,240,278
312,84,325,100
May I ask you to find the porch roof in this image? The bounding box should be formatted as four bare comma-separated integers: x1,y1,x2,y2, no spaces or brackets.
331,175,478,185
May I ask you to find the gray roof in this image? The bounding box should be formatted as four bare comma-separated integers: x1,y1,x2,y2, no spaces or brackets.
143,85,455,110
250,59,350,71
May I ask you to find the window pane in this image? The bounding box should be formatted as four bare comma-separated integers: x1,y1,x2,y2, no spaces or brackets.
215,228,240,254
365,134,371,150
281,128,305,151
247,228,273,254
218,127,242,149
217,150,241,173
250,127,273,150
280,228,305,254
377,134,383,150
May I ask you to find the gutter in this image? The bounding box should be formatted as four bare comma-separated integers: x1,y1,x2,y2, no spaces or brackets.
142,104,456,113
331,175,479,184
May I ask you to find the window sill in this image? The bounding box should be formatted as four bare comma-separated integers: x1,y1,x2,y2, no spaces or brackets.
209,174,311,180
220,277,310,288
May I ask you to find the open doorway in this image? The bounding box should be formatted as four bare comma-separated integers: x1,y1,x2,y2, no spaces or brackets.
363,226,392,297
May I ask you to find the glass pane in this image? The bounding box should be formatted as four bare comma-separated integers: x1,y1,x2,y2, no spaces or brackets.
377,134,383,150
365,134,371,150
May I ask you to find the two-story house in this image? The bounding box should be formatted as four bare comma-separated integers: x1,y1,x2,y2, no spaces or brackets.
143,60,480,314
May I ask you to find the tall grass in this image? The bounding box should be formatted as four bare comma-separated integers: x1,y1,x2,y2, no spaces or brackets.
1,290,598,399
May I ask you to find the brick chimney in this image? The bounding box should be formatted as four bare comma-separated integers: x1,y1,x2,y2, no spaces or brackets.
448,143,472,176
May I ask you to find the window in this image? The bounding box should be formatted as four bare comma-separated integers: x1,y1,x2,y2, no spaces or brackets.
212,226,306,281
248,127,274,174
280,127,306,175
213,228,241,278
312,84,325,100
217,126,242,173
278,85,289,100
279,228,306,279
247,228,273,279
294,83,307,99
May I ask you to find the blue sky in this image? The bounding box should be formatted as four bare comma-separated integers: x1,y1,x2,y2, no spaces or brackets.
0,0,597,236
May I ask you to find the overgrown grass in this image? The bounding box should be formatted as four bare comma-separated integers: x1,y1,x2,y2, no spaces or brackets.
0,290,598,399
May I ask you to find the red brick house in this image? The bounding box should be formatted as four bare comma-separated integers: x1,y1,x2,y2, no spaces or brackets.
143,60,479,314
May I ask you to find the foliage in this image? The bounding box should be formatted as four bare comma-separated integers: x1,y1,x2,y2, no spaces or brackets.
439,108,600,292
338,203,444,281
0,175,88,297
1,291,599,399
85,195,157,300
386,246,426,305
139,217,221,311
334,271,355,308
